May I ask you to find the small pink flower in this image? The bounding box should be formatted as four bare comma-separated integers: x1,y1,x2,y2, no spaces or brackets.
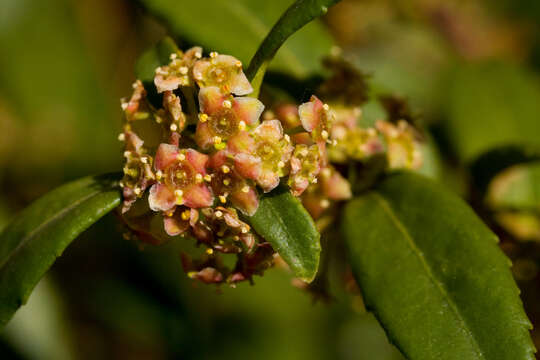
122,80,149,122
154,47,202,93
148,144,213,212
208,150,259,216
163,207,200,236
288,144,321,197
298,95,334,144
120,131,155,213
301,166,351,219
274,103,301,130
227,120,293,193
195,86,264,150
193,54,252,95
376,120,422,170
298,96,335,166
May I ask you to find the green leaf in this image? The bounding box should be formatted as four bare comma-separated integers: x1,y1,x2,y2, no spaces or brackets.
342,172,535,360
0,173,122,327
470,145,540,198
137,0,334,78
248,185,320,282
487,162,540,212
445,61,540,163
246,0,342,88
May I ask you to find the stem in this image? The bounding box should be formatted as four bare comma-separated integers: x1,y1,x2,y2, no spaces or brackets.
245,0,343,89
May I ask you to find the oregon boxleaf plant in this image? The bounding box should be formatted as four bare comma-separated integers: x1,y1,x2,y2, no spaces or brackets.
0,0,536,359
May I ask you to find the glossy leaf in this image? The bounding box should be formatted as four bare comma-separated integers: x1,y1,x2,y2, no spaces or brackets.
137,0,334,78
445,62,540,163
342,172,535,360
248,185,320,282
0,173,122,327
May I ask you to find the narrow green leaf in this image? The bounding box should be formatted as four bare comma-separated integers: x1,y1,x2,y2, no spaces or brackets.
342,172,535,360
246,0,342,82
0,173,122,327
248,185,320,282
137,0,334,78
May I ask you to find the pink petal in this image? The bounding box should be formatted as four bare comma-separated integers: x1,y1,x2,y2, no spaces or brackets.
148,183,176,212
163,91,183,122
227,131,255,154
195,121,215,150
198,86,224,114
154,74,181,93
324,171,352,200
125,131,144,153
214,55,252,95
257,168,280,193
233,97,264,125
163,215,190,236
186,149,209,174
234,153,262,180
229,75,252,96
298,96,323,132
254,120,283,142
155,143,179,171
183,46,202,63
209,150,228,169
183,184,214,208
290,177,309,197
230,186,259,216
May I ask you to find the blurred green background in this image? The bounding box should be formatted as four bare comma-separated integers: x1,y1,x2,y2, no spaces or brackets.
1,0,540,358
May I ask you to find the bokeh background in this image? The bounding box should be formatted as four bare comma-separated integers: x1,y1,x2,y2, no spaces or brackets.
1,0,540,359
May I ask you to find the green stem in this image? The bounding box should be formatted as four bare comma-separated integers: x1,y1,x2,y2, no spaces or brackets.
246,0,343,89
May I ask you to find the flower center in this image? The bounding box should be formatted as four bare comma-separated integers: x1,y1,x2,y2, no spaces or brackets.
166,162,195,189
210,109,238,138
256,141,280,163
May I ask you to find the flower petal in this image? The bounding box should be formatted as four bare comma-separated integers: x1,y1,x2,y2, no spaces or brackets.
254,120,283,142
195,121,215,150
234,153,262,180
183,184,214,208
233,97,264,125
227,131,255,154
198,86,224,114
154,143,179,170
186,149,209,174
230,185,259,216
163,214,190,236
257,168,280,192
323,170,352,200
298,95,323,132
148,183,177,212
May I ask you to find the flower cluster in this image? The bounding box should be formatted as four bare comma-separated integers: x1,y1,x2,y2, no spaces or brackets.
118,46,423,285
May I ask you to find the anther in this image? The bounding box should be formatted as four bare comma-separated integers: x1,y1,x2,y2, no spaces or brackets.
118,133,125,141
221,165,230,173
241,185,250,193
199,113,208,122
222,100,232,108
